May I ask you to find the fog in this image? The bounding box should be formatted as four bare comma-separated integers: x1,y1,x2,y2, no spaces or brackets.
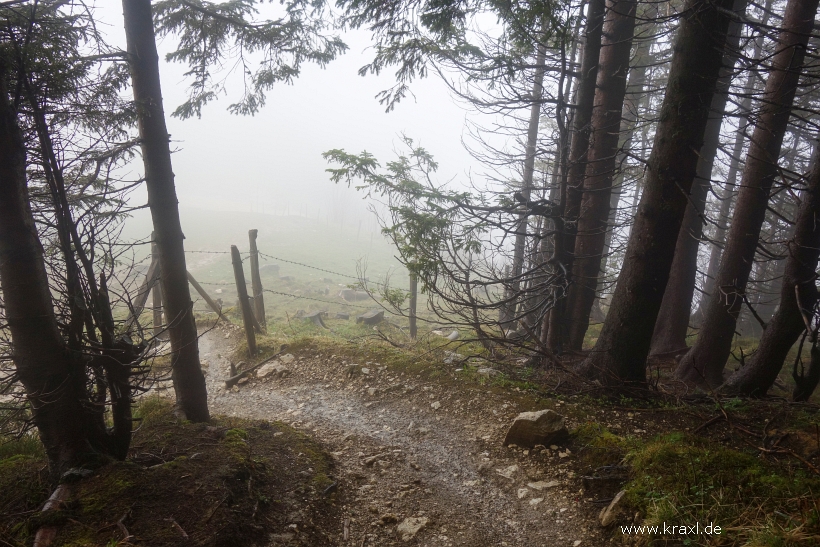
93,0,478,239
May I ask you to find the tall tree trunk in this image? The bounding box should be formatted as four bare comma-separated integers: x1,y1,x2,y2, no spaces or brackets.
649,0,747,355
122,0,209,421
722,132,820,396
697,168,737,320
0,68,98,476
547,0,607,350
502,39,548,327
596,16,660,318
575,0,738,386
694,0,774,326
676,0,819,387
563,0,638,351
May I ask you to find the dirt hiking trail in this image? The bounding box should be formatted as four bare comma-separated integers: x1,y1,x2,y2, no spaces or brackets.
195,325,608,547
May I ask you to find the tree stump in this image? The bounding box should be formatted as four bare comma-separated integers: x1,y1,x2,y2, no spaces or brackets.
356,310,384,325
304,311,328,329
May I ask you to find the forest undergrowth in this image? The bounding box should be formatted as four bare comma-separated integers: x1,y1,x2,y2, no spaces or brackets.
1,314,819,546
0,398,341,546
215,313,820,546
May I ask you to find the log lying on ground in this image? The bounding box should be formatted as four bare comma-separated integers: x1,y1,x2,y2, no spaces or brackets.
224,345,290,388
33,484,73,547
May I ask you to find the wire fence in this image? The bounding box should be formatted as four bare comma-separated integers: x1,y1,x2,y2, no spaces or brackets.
256,251,360,281
262,289,374,310
183,248,393,289
134,235,421,347
180,248,383,311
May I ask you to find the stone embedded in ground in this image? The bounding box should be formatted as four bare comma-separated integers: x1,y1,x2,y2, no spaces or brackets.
517,488,528,499
430,401,441,410
397,516,428,541
257,362,278,379
529,497,543,506
280,353,295,364
477,367,500,378
443,351,465,364
527,480,560,491
495,464,519,480
503,409,568,449
256,361,290,379
380,513,398,525
599,490,627,527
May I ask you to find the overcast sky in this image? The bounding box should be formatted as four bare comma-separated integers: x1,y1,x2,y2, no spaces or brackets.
93,0,479,223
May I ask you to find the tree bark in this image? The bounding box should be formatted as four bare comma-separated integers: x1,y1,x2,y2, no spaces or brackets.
676,0,819,387
722,132,820,396
547,0,607,350
502,39,548,326
575,0,737,386
122,0,209,421
649,0,747,355
695,0,775,326
697,164,737,320
0,68,98,476
563,0,638,351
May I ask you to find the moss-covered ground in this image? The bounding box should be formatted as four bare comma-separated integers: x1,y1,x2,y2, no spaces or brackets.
0,398,340,546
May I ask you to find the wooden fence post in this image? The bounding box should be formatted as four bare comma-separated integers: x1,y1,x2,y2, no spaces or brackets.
187,271,227,322
248,229,266,327
151,232,164,338
409,273,418,340
231,245,257,356
125,257,160,333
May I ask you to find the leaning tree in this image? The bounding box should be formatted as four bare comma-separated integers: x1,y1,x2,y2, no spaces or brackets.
0,0,149,476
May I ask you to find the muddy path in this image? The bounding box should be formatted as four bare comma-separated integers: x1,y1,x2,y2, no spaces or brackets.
196,325,606,547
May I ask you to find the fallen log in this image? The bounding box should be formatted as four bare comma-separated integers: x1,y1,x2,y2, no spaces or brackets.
224,345,290,388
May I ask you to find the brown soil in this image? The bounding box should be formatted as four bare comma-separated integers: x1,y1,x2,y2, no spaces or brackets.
0,400,343,547
196,323,613,547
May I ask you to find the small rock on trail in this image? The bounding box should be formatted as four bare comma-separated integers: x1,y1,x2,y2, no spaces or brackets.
197,327,604,547
503,409,569,449
397,516,428,541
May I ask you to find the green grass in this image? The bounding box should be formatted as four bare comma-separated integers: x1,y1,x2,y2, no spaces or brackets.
572,425,820,546
0,433,44,462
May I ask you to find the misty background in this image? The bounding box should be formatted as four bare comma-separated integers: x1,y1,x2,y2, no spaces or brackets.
90,0,481,279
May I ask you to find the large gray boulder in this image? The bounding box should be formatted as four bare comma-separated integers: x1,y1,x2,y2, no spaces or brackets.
503,409,568,448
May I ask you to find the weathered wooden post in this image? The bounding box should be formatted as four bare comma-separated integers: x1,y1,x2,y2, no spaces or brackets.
231,245,257,356
125,257,161,333
151,232,164,338
248,229,266,327
187,271,227,322
409,273,418,340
